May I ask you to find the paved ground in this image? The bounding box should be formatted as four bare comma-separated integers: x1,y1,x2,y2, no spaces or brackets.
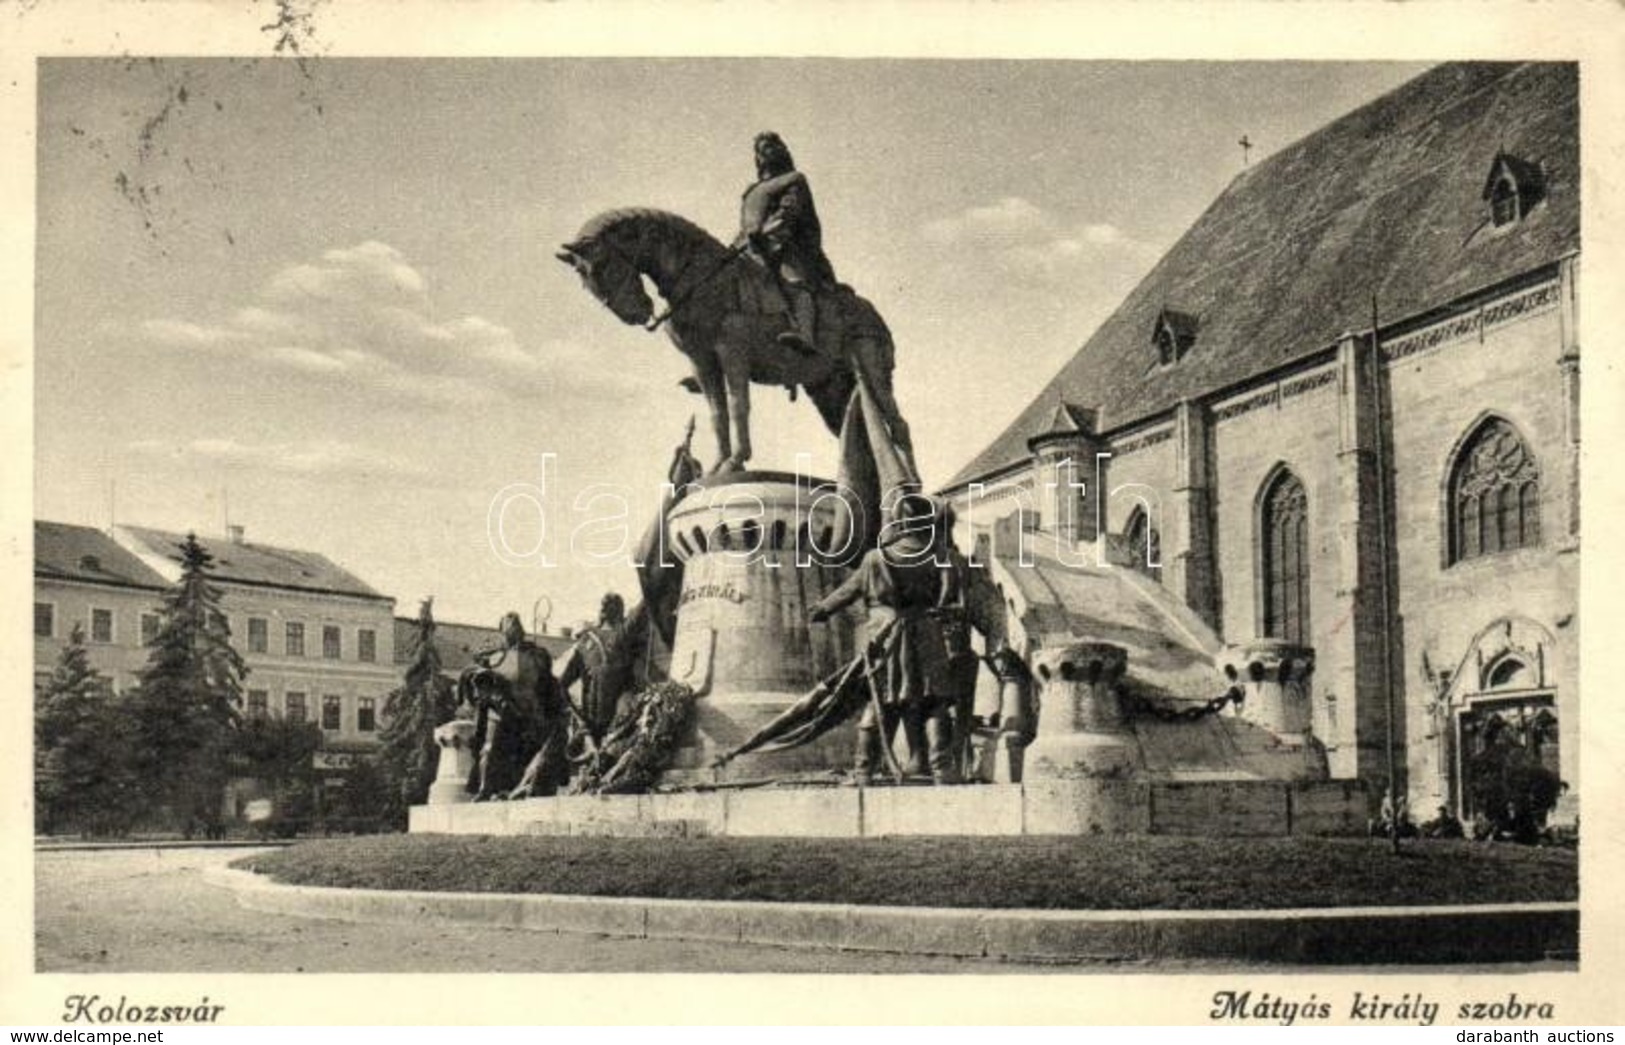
35,847,1576,975
34,847,1048,973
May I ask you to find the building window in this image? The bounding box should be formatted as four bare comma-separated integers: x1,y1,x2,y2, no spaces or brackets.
323,625,342,660
1481,152,1544,230
1124,506,1162,582
247,617,269,654
141,613,161,645
1261,469,1310,645
285,622,305,657
284,692,307,723
322,695,343,732
358,628,377,663
1490,177,1519,226
34,602,54,639
357,697,377,733
1150,308,1199,366
247,690,269,720
1449,417,1540,564
90,608,114,644
1155,327,1177,366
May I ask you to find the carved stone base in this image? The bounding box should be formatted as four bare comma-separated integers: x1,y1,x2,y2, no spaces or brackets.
661,472,860,781
1023,642,1136,781
428,719,477,806
1024,733,1139,780
1219,639,1317,739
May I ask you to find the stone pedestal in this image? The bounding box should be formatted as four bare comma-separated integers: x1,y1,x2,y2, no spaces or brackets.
428,718,477,805
660,471,859,780
1023,642,1135,779
990,658,1037,783
1220,640,1317,739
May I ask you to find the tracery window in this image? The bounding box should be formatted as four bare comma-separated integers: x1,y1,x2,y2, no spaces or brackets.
1450,418,1540,564
1261,469,1309,644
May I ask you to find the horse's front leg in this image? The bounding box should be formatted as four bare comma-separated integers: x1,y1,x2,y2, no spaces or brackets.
720,354,752,473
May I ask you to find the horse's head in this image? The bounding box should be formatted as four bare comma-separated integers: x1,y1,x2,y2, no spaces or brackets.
556,235,654,326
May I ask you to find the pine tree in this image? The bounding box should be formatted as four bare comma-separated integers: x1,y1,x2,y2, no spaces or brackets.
128,532,248,836
35,624,140,836
378,597,456,825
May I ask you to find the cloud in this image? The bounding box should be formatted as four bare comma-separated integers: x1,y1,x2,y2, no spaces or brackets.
922,196,1052,246
140,241,652,407
130,436,433,481
139,319,248,348
921,197,1153,284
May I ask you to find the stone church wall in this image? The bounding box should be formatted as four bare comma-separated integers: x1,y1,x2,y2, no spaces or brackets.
1382,278,1576,813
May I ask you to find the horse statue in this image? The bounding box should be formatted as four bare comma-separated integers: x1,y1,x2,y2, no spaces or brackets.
555,208,916,478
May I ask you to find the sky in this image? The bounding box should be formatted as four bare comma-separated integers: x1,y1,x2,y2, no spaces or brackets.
34,58,1433,630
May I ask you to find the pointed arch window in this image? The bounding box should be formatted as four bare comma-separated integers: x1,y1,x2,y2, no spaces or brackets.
1261,469,1309,644
1124,505,1162,583
1449,418,1540,564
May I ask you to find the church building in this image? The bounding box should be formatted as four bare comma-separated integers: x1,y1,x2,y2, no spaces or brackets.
941,63,1578,822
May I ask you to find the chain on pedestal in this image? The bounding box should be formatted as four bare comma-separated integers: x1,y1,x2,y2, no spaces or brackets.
1122,686,1245,723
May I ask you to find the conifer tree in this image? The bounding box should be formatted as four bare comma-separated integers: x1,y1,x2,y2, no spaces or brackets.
35,624,138,835
378,597,456,824
129,532,247,835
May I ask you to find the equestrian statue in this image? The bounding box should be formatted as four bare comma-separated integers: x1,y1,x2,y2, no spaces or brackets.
555,132,919,492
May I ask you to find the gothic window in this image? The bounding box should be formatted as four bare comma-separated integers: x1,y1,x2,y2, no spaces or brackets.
1260,469,1309,644
1124,506,1162,582
1449,418,1540,564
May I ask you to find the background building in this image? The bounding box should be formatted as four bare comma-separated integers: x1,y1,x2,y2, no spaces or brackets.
34,521,169,694
112,525,399,766
941,62,1578,822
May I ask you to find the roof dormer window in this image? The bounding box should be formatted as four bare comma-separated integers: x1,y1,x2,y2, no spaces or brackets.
1151,308,1198,366
1489,176,1519,226
1482,151,1545,229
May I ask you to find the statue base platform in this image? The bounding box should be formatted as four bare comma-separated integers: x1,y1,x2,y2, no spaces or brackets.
663,688,859,784
409,779,1367,839
660,470,861,781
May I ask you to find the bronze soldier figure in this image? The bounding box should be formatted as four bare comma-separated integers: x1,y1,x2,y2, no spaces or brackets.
462,612,567,800
736,131,836,355
810,495,958,784
563,593,638,742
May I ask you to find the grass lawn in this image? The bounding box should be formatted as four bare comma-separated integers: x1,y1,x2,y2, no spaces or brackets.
235,834,1576,911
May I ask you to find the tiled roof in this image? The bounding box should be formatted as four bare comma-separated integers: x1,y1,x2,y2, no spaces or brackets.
946,62,1579,490
120,526,389,601
35,521,169,591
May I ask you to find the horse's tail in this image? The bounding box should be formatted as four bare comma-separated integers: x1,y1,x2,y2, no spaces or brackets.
805,366,855,435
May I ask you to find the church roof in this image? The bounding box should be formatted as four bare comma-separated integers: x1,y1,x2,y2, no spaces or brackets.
945,62,1578,490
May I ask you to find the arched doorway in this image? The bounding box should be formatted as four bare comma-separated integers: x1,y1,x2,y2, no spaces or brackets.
1444,619,1562,836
